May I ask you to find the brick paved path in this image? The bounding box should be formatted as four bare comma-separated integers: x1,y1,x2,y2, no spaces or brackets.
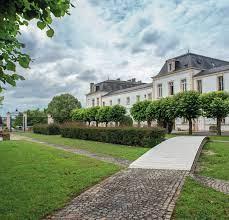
11,134,130,167
191,174,229,195
46,169,187,220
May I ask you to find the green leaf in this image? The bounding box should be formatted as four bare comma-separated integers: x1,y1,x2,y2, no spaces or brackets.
46,28,54,38
18,55,30,68
6,61,16,71
37,21,46,30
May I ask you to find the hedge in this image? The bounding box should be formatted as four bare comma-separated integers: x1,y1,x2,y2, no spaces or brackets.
61,125,165,147
33,124,60,135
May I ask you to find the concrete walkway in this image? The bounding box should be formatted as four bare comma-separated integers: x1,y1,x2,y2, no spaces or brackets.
130,136,207,170
45,136,207,220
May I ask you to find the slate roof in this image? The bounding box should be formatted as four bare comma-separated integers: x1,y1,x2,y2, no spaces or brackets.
103,83,152,97
194,64,229,77
154,53,229,78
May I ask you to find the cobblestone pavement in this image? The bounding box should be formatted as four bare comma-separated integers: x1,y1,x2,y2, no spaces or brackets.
11,134,130,167
46,169,187,220
191,174,229,195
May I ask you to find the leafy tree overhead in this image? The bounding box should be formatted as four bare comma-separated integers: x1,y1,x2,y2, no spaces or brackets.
175,91,201,135
200,91,229,135
108,105,126,126
48,93,81,123
130,100,151,127
0,0,73,91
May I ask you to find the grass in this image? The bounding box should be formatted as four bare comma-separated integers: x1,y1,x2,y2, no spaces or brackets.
0,140,120,220
173,178,229,219
197,141,229,180
15,132,149,161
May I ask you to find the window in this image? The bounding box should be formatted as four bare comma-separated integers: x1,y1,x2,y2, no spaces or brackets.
92,99,95,107
136,95,140,102
95,85,100,91
157,84,162,98
169,63,172,71
96,98,99,106
222,118,226,124
117,98,121,105
168,81,174,95
197,80,202,93
102,102,105,106
144,94,147,99
110,100,112,106
181,79,187,92
126,97,130,105
148,93,152,100
217,76,224,91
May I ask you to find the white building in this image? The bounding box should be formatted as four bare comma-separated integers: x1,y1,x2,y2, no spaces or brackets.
86,53,229,131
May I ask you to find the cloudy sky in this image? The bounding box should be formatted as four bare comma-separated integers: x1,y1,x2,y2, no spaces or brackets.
2,0,229,114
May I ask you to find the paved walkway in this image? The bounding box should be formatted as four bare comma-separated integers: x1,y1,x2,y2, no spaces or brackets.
191,174,229,195
46,169,188,220
130,136,207,170
11,134,131,167
43,136,207,220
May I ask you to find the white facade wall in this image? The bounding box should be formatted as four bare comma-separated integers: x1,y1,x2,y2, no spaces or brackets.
86,68,229,131
102,87,153,114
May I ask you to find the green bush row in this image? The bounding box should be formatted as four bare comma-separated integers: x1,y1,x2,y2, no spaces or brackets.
33,124,60,135
61,124,165,147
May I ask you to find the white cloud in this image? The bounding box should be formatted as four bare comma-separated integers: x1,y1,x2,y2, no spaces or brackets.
2,0,229,114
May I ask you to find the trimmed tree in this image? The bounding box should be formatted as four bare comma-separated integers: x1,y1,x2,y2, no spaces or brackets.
146,100,160,126
108,105,126,126
96,106,112,127
87,106,100,126
47,94,81,123
157,97,177,134
71,108,85,122
130,100,152,127
200,91,229,135
175,91,201,135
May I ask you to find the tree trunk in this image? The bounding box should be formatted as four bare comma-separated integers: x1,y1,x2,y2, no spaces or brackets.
105,122,108,127
188,119,192,135
216,117,222,136
88,121,91,126
96,121,99,127
147,120,151,128
115,121,118,127
137,121,140,128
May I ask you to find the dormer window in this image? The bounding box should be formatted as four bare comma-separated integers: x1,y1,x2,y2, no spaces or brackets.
167,59,176,72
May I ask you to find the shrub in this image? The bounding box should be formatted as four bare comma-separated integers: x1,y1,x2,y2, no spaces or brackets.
120,115,133,127
61,125,165,147
0,132,10,140
33,123,60,135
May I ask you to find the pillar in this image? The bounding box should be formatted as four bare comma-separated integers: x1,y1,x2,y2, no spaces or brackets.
47,114,54,124
6,112,11,131
23,112,27,132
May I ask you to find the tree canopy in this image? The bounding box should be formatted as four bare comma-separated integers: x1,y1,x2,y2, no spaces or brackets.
175,91,201,134
0,0,73,91
47,93,81,123
200,91,229,135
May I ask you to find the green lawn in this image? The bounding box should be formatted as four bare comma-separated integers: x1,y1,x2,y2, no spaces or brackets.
174,178,229,219
15,132,149,161
197,141,229,180
0,140,120,220
209,136,229,141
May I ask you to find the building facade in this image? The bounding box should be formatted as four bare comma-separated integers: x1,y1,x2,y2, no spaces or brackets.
86,53,229,131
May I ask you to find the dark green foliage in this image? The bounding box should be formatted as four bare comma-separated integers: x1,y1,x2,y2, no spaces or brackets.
61,125,165,147
0,0,73,91
200,91,229,135
130,100,151,126
108,105,126,126
13,109,47,127
120,115,133,127
33,123,60,135
47,93,81,123
175,91,201,134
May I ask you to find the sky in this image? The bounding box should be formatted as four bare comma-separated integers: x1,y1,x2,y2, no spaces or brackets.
2,0,229,114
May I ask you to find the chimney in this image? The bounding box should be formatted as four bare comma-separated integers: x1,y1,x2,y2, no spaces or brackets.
90,83,94,92
116,78,121,81
132,78,136,82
